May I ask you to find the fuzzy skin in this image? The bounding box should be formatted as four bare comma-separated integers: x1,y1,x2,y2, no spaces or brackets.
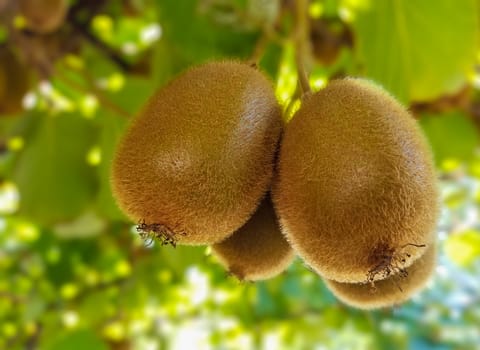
273,78,439,283
19,0,67,34
111,61,282,245
324,244,436,309
212,195,295,281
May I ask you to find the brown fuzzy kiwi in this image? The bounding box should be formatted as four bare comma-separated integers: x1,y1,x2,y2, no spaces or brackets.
211,195,295,281
324,244,436,309
273,78,438,283
0,47,30,116
19,0,67,34
111,61,282,246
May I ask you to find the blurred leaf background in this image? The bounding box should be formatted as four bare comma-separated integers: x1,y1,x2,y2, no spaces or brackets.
1,0,480,349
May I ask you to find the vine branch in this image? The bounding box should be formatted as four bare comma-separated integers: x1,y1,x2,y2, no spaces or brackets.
67,0,134,72
294,0,312,96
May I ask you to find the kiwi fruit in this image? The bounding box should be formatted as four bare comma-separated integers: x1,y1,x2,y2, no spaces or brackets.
19,0,67,34
0,47,30,116
324,244,436,309
273,78,438,283
111,61,282,246
212,195,295,281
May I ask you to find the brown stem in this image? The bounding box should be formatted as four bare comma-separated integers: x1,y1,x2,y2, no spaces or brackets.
249,31,270,64
69,18,133,72
294,0,312,95
66,0,134,72
248,4,288,64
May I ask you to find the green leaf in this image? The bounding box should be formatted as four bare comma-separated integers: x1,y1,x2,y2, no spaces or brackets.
419,112,478,167
155,0,258,70
54,210,107,238
160,246,206,277
259,42,282,81
107,76,156,115
13,114,98,225
353,0,478,102
45,329,108,350
95,113,128,220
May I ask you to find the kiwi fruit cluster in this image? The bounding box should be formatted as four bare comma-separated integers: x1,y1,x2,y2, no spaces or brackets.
112,61,438,306
274,78,438,283
273,78,438,308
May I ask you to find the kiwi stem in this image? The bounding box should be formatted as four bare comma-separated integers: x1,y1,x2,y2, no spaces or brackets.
294,0,312,96
249,5,288,65
296,58,311,96
249,30,270,65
